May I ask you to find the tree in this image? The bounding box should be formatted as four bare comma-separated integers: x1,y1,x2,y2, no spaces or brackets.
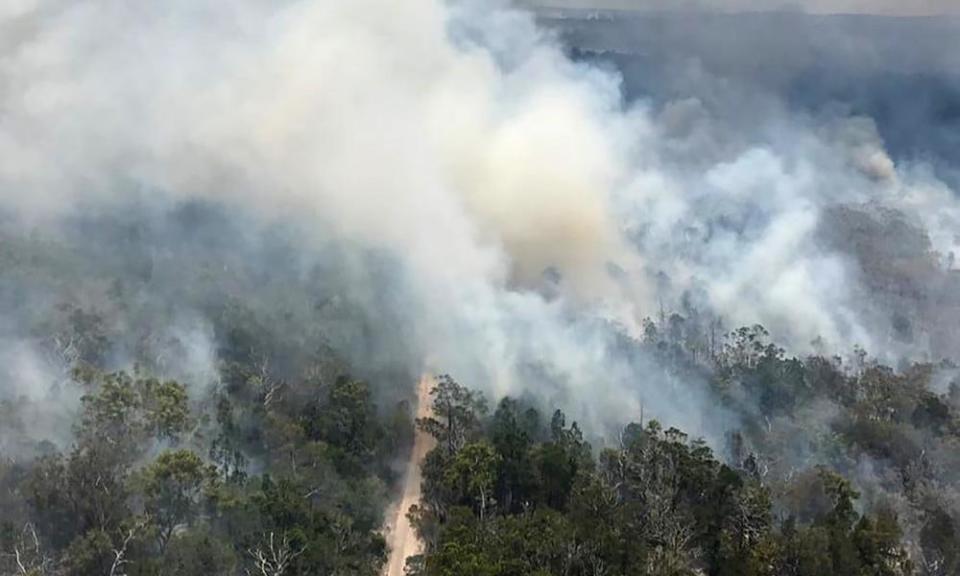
162,528,237,576
417,375,487,457
536,410,590,511
490,398,538,513
62,529,115,576
444,442,500,522
0,523,51,576
919,507,959,576
75,369,191,459
715,478,774,576
246,532,305,576
853,510,912,576
210,395,248,484
304,376,384,474
140,378,191,441
138,450,217,552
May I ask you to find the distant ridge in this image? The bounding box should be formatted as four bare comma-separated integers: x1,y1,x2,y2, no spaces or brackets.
515,0,960,17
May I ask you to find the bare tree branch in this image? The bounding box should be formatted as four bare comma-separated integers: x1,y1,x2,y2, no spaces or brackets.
246,532,306,576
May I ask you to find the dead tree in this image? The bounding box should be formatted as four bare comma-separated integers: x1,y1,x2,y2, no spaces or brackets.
246,532,305,576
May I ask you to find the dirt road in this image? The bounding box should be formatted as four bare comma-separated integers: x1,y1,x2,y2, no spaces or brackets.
383,375,436,576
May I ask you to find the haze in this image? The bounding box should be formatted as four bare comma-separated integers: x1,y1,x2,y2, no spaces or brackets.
521,0,960,16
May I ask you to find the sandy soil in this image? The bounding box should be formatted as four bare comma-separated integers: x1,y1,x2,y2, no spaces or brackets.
382,374,436,576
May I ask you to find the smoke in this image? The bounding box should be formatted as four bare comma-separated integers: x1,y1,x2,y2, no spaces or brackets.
0,0,958,445
0,337,80,455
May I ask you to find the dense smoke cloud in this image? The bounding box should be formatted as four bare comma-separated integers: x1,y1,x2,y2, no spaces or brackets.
0,0,958,442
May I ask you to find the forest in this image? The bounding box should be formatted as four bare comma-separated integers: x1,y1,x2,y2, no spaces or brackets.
410,350,959,576
1,212,958,574
3,0,960,575
0,210,415,575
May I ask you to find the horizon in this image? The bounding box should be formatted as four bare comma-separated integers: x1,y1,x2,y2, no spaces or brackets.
518,0,960,17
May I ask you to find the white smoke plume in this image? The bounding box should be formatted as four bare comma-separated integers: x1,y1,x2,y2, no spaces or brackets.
1,0,958,437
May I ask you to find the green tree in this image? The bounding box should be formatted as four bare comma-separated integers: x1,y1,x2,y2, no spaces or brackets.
76,369,191,459
304,376,384,475
138,450,217,552
418,375,487,456
444,442,500,522
490,398,538,513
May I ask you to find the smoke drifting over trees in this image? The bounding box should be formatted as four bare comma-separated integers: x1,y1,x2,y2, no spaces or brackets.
1,0,959,574
2,0,958,428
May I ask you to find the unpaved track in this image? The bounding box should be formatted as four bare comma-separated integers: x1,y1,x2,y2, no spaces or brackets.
383,375,435,576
